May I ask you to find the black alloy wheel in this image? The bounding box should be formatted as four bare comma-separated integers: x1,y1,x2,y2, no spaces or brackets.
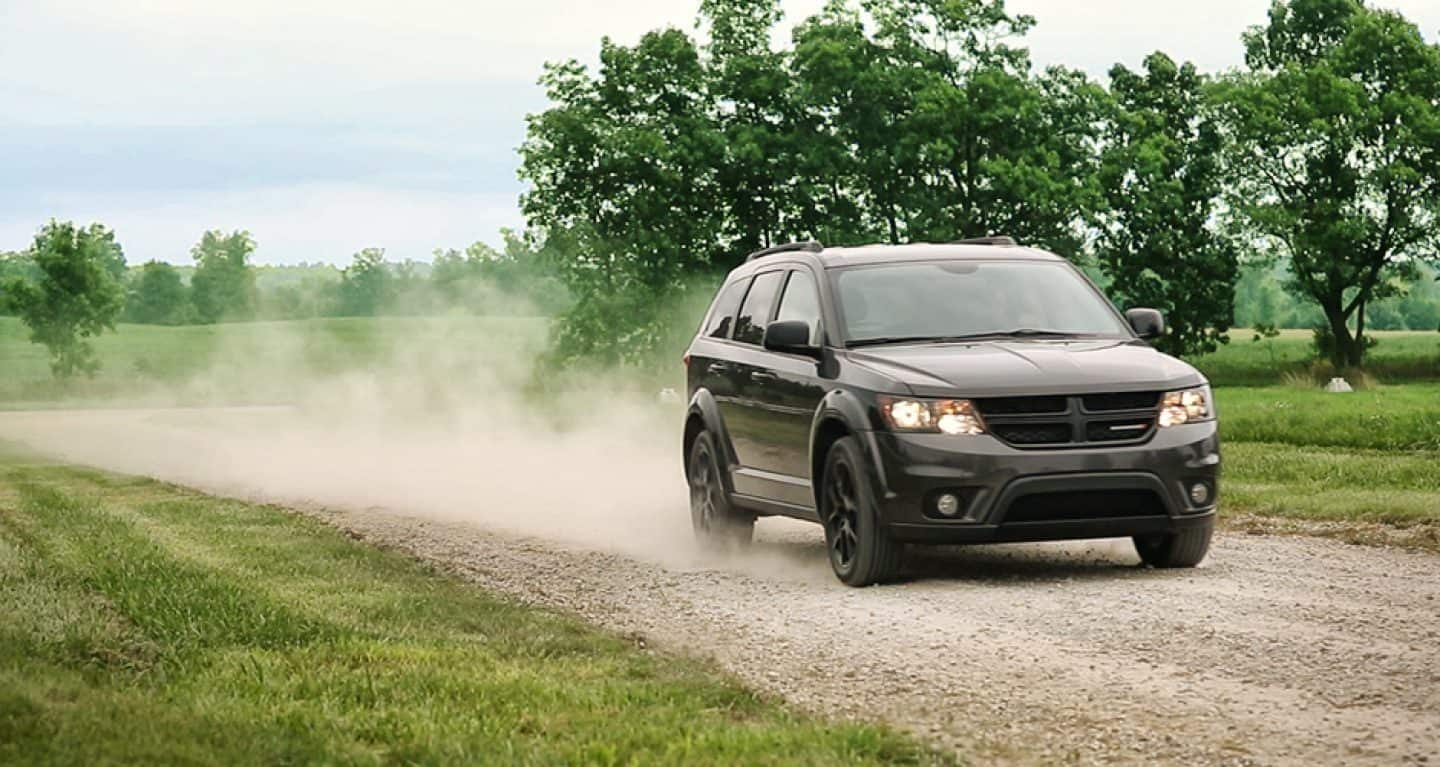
820,437,903,586
687,431,753,549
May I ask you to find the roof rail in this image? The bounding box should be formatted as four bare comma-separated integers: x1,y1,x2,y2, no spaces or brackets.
954,236,1017,246
746,240,824,262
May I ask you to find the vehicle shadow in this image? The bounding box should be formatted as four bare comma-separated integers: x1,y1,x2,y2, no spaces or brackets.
744,522,1171,586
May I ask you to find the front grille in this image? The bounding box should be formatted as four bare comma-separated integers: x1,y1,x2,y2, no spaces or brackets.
979,392,1161,449
991,423,1072,445
976,396,1069,416
1003,489,1166,523
1083,391,1161,412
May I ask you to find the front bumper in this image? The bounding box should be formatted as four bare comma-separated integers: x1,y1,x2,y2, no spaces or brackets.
863,422,1220,544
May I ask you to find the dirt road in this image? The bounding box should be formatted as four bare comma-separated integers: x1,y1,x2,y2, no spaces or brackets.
3,407,1437,765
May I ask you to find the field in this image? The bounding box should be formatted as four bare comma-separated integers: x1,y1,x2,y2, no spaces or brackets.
2,317,1438,546
1190,328,1440,386
0,447,941,765
0,316,551,409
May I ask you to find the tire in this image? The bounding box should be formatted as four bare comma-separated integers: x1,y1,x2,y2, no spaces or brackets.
820,437,903,587
687,431,754,550
1133,518,1214,568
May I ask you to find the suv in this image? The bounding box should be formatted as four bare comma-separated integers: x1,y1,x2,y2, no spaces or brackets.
682,239,1219,586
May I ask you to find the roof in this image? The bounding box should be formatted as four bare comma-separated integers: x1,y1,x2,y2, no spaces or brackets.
735,240,1065,274
813,242,1063,268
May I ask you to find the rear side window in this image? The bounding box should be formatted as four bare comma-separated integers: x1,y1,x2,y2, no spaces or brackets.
733,271,784,345
703,280,748,339
776,270,822,344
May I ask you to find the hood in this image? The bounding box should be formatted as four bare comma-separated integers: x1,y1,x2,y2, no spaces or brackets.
846,339,1204,397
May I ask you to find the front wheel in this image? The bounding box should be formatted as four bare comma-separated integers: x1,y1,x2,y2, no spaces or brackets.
1133,519,1214,568
821,437,903,587
687,431,753,549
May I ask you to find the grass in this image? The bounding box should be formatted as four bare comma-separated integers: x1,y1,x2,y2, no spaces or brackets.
1216,383,1440,451
1191,328,1440,386
0,448,947,766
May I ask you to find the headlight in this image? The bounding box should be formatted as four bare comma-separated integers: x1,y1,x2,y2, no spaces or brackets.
1158,385,1214,427
878,396,985,435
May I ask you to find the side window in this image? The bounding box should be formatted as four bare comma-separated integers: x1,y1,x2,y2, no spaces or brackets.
776,270,822,344
703,279,748,340
733,271,784,345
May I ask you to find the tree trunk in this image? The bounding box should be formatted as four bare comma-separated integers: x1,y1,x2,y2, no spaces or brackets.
1324,306,1354,372
1349,300,1367,369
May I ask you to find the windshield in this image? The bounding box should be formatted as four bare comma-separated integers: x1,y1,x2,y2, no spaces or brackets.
833,260,1131,346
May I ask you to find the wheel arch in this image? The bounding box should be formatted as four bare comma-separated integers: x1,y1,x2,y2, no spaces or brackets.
684,388,738,491
809,390,890,509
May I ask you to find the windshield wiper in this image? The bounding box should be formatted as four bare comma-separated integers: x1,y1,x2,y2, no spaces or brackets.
848,329,1086,348
847,335,958,348
948,329,1088,340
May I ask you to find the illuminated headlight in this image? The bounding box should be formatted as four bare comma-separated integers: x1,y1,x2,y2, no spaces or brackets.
1158,385,1214,428
878,397,985,436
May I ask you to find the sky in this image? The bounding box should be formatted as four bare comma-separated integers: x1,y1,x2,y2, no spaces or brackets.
2,0,1438,266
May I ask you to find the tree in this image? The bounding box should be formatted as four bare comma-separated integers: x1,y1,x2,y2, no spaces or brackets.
335,248,392,317
520,27,726,363
190,230,257,323
1216,0,1440,368
1097,52,1237,357
125,261,192,325
0,251,40,315
1,221,126,378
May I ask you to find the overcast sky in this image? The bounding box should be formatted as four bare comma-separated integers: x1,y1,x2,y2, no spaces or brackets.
3,0,1438,266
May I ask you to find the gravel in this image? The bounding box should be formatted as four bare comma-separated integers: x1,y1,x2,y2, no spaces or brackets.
310,509,1440,767
4,407,1437,765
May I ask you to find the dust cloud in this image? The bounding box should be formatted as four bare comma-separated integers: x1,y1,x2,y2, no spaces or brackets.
0,313,826,573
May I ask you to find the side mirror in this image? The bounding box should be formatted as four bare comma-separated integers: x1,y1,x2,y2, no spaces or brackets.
763,320,820,358
1126,308,1165,340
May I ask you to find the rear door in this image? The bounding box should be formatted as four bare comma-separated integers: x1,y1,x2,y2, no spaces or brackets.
687,277,749,403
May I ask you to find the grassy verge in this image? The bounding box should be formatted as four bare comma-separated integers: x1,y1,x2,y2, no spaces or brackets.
1221,441,1440,552
0,448,945,766
1217,383,1440,451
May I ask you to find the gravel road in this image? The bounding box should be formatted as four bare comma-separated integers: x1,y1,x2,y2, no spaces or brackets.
3,408,1438,766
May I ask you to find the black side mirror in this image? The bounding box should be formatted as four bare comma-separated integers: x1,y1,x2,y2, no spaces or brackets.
763,320,820,358
1126,308,1165,340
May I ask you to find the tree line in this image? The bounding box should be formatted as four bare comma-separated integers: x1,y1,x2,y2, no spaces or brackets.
519,0,1440,369
0,223,566,378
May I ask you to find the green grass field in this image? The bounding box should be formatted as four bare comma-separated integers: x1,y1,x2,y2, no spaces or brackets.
0,316,550,408
1190,328,1440,386
0,448,944,766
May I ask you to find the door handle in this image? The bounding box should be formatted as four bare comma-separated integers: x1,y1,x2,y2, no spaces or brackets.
750,371,778,383
706,363,730,374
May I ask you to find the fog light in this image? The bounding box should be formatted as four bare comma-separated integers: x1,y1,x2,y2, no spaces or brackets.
1189,482,1211,506
936,493,962,517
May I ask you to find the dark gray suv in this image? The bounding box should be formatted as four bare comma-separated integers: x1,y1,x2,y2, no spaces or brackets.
682,238,1219,586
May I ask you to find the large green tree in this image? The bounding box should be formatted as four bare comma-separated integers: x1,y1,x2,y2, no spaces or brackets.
191,230,257,323
520,27,726,364
1217,0,1440,368
1098,52,1237,357
2,222,126,378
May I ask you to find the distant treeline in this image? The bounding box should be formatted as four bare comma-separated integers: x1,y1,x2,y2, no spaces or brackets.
1,229,570,327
